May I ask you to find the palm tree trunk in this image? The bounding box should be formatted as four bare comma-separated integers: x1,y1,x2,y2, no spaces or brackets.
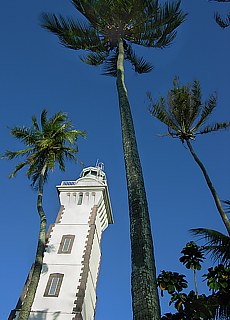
18,166,47,320
194,269,198,298
186,140,230,236
116,38,161,320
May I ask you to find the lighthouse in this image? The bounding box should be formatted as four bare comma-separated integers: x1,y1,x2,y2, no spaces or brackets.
10,163,113,320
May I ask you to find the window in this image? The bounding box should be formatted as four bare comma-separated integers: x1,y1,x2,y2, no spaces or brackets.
58,235,75,254
44,273,64,297
77,192,83,205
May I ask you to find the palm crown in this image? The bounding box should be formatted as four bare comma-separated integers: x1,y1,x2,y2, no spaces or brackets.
148,78,230,236
148,78,230,143
4,109,85,188
41,0,186,75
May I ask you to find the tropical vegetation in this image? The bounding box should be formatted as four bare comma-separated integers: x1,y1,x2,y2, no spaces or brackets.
191,228,230,267
158,241,230,320
40,1,186,318
3,110,85,320
148,78,230,235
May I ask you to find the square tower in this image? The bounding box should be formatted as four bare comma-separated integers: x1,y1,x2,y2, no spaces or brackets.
10,164,113,320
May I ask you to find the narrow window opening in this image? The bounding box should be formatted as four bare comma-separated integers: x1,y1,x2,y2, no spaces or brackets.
44,273,64,297
77,193,83,205
58,235,75,254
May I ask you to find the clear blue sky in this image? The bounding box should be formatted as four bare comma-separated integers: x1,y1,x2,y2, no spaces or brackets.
1,1,229,319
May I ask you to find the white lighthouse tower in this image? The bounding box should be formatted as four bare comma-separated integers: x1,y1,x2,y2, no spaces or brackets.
10,164,113,320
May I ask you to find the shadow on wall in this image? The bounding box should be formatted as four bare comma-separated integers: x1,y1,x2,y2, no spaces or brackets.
9,309,61,320
29,311,61,320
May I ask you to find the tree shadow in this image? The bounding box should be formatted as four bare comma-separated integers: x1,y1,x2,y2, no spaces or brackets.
29,310,61,319
9,310,61,320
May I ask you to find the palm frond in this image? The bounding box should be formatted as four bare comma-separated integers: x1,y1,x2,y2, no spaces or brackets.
131,1,186,48
192,94,217,132
102,51,118,77
154,1,186,48
190,228,230,266
9,161,29,178
32,115,40,131
125,45,153,74
189,80,202,125
148,92,181,134
3,148,34,160
80,51,108,66
71,0,99,25
198,121,230,135
215,12,230,28
41,13,104,52
223,200,230,213
41,109,48,133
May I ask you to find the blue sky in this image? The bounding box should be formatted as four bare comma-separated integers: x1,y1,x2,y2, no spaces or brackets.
1,1,230,319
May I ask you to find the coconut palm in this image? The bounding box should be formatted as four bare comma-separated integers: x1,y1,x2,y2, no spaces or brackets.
148,78,230,236
190,228,230,266
41,1,185,319
4,110,85,320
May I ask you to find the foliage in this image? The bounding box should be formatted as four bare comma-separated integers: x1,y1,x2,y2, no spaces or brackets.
163,291,217,320
41,0,186,76
208,0,230,28
191,228,230,266
215,12,230,28
204,264,230,292
4,109,85,188
158,241,230,320
148,78,230,143
179,241,205,271
158,270,188,296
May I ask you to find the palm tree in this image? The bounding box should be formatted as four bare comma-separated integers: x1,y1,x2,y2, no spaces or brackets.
148,78,230,236
4,110,85,320
40,1,185,319
190,228,230,266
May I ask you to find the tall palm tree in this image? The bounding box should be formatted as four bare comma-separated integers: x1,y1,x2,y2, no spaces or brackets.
190,228,230,266
148,78,230,236
41,1,186,319
4,110,85,320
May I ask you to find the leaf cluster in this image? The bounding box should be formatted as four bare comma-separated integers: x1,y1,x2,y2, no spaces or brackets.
204,264,230,292
159,241,230,319
148,78,230,143
179,241,205,271
191,228,230,266
3,110,85,189
41,0,186,76
215,12,230,28
157,270,188,297
162,291,220,320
